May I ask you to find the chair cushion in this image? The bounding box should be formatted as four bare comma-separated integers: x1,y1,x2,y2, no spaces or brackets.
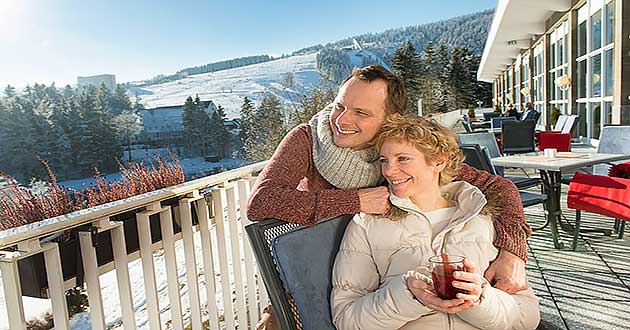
538,132,571,152
272,216,352,330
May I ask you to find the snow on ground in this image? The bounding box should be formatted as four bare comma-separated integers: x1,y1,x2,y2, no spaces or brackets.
0,196,252,330
137,53,326,120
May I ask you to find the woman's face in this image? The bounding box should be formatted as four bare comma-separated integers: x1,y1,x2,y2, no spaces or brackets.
379,140,443,198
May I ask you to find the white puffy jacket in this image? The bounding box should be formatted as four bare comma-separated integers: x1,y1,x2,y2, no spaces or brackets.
331,181,539,330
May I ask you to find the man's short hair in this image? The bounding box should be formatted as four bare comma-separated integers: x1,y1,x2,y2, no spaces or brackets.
342,65,407,116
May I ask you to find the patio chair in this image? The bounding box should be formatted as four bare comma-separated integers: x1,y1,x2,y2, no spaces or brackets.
502,120,537,154
459,144,549,220
567,172,630,250
552,115,568,132
491,116,517,130
537,132,571,152
458,132,541,189
483,112,501,121
245,215,353,330
561,125,630,185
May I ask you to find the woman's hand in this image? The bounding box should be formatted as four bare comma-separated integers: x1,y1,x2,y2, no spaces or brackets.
406,277,474,314
452,259,484,304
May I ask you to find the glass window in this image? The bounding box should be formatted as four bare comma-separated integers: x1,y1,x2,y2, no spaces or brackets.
622,106,630,125
604,102,613,125
605,0,615,45
577,102,587,137
558,37,567,64
605,48,614,96
591,9,602,50
577,60,587,99
591,103,602,138
591,54,601,97
550,43,557,68
578,21,587,56
549,71,556,100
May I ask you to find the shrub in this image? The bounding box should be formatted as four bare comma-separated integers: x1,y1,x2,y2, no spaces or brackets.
0,154,184,231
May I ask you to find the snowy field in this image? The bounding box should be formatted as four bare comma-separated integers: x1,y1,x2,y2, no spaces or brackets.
138,53,327,120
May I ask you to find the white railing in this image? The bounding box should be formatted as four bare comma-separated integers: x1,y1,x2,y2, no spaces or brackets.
0,161,267,330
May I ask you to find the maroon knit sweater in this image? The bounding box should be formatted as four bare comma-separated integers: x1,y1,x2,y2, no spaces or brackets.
247,124,531,260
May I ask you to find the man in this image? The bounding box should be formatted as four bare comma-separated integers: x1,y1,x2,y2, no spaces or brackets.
247,65,531,320
503,103,519,118
521,102,539,122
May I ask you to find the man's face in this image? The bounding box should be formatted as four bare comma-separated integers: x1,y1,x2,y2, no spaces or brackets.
329,77,388,149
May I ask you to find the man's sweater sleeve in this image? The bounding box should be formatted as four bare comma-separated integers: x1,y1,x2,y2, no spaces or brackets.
246,125,361,226
455,163,532,261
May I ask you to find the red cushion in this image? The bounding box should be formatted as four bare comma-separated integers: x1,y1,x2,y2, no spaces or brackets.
538,132,571,152
567,172,630,221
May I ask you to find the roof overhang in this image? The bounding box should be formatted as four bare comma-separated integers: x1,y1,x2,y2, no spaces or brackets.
477,0,573,82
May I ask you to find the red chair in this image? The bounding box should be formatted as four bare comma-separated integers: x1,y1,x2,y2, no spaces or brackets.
538,132,571,152
567,172,630,250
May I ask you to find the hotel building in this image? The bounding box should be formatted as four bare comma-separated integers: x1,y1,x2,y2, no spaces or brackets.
478,0,629,144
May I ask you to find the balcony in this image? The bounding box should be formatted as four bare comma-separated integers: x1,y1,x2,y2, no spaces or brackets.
0,162,267,330
1,155,630,329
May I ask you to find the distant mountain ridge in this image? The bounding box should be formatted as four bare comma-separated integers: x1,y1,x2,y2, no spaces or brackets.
137,10,493,117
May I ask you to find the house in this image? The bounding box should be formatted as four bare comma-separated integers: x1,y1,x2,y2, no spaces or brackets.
138,100,219,146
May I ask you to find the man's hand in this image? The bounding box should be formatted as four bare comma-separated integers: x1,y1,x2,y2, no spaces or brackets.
358,187,390,214
406,277,474,314
484,249,528,293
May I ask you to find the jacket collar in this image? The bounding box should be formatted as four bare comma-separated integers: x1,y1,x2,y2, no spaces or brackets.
389,181,487,227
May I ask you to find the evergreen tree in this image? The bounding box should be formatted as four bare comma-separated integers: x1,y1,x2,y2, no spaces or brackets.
76,84,119,174
290,83,335,126
182,95,212,156
242,94,286,162
110,85,132,115
4,85,16,98
208,105,230,158
391,41,422,114
113,111,142,161
238,97,255,158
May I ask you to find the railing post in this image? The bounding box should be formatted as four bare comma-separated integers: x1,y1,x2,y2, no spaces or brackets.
212,186,236,330
43,242,71,330
198,194,221,329
0,252,26,330
109,221,137,330
179,196,203,330
159,206,184,330
226,185,249,329
78,228,106,330
238,177,260,330
137,208,162,330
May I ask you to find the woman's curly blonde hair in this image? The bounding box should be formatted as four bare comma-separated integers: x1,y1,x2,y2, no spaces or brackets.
375,115,464,186
374,115,464,221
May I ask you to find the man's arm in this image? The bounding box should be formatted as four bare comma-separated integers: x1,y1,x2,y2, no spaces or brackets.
246,125,361,226
455,163,531,261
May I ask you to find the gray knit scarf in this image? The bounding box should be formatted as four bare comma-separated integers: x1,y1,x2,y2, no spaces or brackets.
308,106,384,189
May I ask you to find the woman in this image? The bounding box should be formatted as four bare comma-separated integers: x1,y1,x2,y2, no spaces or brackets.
503,104,519,118
330,115,539,330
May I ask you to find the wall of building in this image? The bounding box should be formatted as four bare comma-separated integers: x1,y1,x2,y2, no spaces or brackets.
492,0,625,142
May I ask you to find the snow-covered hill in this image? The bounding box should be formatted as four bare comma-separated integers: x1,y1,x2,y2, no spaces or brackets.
137,53,331,120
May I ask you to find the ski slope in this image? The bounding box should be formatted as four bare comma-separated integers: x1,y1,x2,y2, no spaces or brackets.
138,53,330,120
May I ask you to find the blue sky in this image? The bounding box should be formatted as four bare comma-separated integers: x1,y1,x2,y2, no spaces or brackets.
0,0,496,88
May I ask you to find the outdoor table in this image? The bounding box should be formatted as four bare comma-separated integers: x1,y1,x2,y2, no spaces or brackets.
492,152,630,249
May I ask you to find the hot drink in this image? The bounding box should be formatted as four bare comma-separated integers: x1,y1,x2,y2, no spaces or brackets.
429,254,466,300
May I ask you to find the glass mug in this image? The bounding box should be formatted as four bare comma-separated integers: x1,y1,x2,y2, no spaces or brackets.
429,254,466,300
